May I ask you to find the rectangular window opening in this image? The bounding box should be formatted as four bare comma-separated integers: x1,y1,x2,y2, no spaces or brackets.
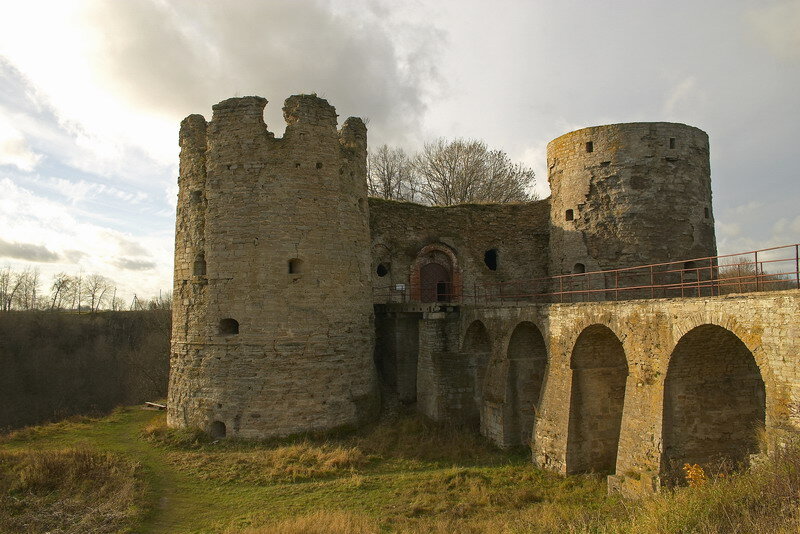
669,137,676,149
566,209,574,221
585,141,593,153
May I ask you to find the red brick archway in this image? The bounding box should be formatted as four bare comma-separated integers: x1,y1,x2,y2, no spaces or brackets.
410,243,462,302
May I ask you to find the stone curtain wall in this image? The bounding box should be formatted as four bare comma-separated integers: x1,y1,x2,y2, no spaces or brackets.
368,199,551,304
168,95,379,438
547,123,716,278
454,290,799,489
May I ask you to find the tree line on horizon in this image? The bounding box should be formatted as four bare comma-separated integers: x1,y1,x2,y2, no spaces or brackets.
0,309,170,431
368,138,538,205
0,265,171,313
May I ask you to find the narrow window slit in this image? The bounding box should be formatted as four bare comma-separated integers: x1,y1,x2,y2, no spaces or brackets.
288,258,303,274
484,249,498,271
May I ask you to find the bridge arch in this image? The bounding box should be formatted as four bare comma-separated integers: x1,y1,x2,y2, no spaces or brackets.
506,321,548,445
661,324,766,481
566,324,628,474
462,320,491,428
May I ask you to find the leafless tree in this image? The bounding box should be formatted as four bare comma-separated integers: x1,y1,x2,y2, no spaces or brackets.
111,295,126,311
0,267,42,310
147,291,172,311
367,144,417,201
130,294,145,311
24,268,40,309
83,273,113,313
65,271,83,311
50,272,73,310
0,265,11,311
716,256,795,294
412,138,536,206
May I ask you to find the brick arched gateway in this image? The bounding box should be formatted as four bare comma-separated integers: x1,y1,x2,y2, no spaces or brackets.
661,324,766,482
410,244,462,303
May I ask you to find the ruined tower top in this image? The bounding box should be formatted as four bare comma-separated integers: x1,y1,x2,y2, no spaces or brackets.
168,93,378,439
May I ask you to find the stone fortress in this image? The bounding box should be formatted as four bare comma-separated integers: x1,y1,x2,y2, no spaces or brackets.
168,94,800,493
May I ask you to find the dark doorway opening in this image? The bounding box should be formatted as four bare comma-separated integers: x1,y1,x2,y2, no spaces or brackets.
436,282,449,301
420,262,451,303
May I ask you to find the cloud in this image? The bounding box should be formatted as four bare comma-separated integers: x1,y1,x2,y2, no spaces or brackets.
110,234,150,256
662,77,697,116
63,249,87,263
746,0,800,60
0,237,59,262
0,117,42,171
732,201,765,216
0,178,172,301
113,258,157,271
771,214,800,241
38,177,149,205
0,0,797,302
518,143,551,199
0,0,443,160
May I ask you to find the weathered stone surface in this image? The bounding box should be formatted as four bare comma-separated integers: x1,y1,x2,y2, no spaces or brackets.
168,94,379,438
368,198,551,303
457,290,800,486
168,101,799,494
548,123,716,276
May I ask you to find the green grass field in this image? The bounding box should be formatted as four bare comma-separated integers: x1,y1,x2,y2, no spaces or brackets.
1,407,798,533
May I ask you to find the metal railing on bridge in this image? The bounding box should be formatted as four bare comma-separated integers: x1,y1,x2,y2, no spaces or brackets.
373,243,800,306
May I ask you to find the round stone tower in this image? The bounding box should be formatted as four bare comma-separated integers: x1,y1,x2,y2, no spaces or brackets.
168,94,379,438
547,122,716,276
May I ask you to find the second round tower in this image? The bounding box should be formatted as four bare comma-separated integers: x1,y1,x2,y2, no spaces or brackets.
547,122,716,276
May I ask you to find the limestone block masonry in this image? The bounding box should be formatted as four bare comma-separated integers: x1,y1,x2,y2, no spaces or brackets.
168,95,379,438
168,96,798,495
548,123,715,276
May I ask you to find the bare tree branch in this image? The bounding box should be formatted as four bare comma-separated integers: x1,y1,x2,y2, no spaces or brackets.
411,138,537,206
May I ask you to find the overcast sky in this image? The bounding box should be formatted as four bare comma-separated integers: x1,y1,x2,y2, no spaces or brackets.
0,0,798,302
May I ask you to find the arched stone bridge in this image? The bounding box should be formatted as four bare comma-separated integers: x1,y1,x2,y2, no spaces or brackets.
377,290,800,494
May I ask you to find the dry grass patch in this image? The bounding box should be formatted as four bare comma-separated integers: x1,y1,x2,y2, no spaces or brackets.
352,414,505,465
620,444,800,534
0,447,141,534
233,509,379,534
144,410,508,484
393,468,534,519
169,442,370,484
0,414,98,444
